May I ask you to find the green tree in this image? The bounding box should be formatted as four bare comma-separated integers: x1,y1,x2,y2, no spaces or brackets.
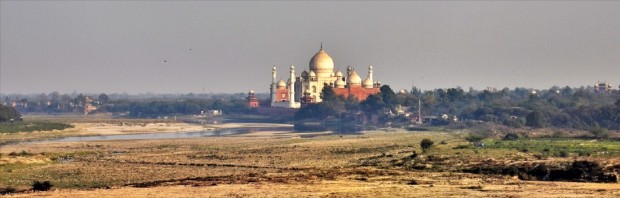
75,94,87,105
344,95,360,111
410,86,421,97
294,103,334,120
0,104,21,123
360,94,384,113
590,123,609,139
526,110,547,128
98,93,110,103
320,86,340,102
320,86,345,113
420,138,434,152
380,85,397,107
446,88,465,102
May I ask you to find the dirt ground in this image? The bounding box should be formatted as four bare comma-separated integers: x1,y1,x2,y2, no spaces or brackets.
1,121,619,197
6,180,620,198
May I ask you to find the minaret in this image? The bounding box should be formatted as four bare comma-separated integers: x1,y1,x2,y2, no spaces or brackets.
288,65,296,108
347,66,353,76
271,66,277,104
368,65,373,85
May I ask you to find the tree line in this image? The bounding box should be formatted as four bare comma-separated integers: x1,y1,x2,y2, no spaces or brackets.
296,85,620,131
3,85,619,131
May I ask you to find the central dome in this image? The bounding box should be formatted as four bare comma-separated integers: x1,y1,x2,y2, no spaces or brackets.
309,49,334,73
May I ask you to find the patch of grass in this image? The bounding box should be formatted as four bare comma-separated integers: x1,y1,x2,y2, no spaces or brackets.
482,138,620,157
48,151,99,161
0,121,73,133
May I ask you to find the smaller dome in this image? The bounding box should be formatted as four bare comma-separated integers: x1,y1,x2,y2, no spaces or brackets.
399,89,406,94
347,71,362,85
335,78,346,88
362,77,373,88
301,70,308,77
277,79,286,88
309,70,316,77
335,70,343,77
249,90,255,94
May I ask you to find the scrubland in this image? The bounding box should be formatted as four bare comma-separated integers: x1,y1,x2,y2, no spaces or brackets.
1,125,619,197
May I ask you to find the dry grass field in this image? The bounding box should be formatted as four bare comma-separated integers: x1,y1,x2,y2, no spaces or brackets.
1,122,620,197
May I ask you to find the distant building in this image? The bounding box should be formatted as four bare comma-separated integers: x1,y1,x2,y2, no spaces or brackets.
246,90,259,108
84,96,98,115
594,81,613,93
269,46,381,108
203,110,222,116
486,87,498,93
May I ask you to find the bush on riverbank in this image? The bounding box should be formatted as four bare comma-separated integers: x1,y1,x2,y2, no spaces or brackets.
0,122,73,133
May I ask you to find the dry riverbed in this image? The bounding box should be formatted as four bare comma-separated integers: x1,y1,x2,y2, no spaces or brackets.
1,127,619,197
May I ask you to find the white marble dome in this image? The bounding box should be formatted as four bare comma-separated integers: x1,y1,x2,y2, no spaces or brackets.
309,49,334,73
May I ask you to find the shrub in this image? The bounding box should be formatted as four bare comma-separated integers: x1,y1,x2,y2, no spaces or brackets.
502,133,519,141
590,127,609,139
0,186,16,194
32,181,52,191
410,151,418,159
465,130,492,142
552,130,565,138
558,150,569,158
19,150,33,156
420,138,434,152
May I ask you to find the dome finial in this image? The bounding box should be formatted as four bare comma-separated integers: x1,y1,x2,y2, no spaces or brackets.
320,42,323,50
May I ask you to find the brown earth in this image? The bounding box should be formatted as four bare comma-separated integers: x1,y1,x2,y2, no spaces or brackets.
1,122,619,197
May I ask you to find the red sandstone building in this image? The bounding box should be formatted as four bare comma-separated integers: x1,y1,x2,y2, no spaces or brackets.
246,90,259,108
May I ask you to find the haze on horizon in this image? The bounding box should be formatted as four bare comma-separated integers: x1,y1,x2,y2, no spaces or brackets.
1,1,619,95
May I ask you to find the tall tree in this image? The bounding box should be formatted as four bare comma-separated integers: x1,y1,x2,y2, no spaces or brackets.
360,94,384,113
320,86,340,102
98,93,110,103
0,104,21,123
526,110,547,128
380,85,397,107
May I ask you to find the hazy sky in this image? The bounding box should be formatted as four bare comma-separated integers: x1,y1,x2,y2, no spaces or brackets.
1,1,619,94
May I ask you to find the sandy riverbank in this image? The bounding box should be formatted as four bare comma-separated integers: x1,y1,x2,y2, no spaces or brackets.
0,119,294,144
66,122,207,136
69,122,293,136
